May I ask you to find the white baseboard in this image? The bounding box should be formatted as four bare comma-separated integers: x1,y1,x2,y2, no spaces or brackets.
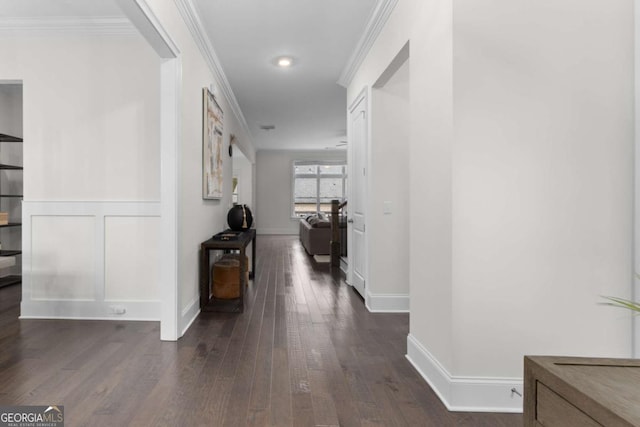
20,299,161,321
340,258,348,276
257,228,297,235
406,334,523,413
365,291,409,312
180,297,200,336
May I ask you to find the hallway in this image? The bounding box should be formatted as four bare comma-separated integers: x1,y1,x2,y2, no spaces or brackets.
0,235,521,426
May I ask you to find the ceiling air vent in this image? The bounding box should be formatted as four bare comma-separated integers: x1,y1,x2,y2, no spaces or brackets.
259,125,276,131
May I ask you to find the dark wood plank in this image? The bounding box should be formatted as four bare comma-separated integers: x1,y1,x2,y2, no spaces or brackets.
0,236,522,426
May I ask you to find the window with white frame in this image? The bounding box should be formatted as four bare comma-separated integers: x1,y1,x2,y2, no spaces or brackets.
292,161,347,217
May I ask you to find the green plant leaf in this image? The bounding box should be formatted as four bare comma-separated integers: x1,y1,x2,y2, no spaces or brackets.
600,295,640,314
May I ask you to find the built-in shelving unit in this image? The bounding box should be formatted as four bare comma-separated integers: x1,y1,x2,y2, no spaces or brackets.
0,275,21,287
0,132,22,288
0,164,22,170
0,133,21,143
0,250,21,257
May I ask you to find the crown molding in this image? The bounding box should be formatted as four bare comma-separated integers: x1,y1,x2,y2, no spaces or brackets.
0,16,136,35
337,0,399,88
174,0,253,143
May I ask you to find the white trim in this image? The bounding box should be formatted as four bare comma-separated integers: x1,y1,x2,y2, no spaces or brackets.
633,0,640,358
95,209,106,302
174,0,252,143
406,334,523,413
119,0,182,341
180,297,200,336
21,201,162,322
257,228,297,235
340,257,348,277
373,41,410,89
20,300,161,321
21,201,160,216
159,58,181,341
0,16,136,36
114,0,180,58
365,292,409,312
347,87,370,297
337,0,399,88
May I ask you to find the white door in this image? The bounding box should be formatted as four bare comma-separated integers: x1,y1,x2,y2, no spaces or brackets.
348,90,368,297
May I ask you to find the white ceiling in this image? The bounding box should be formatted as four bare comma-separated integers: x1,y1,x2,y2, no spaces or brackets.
0,0,378,151
194,0,376,151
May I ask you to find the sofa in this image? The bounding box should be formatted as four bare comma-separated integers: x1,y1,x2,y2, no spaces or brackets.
299,213,331,255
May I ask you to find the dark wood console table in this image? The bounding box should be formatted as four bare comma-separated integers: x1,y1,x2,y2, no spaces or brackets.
524,355,640,426
199,229,256,312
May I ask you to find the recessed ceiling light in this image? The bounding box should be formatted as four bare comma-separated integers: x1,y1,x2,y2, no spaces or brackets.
276,56,293,68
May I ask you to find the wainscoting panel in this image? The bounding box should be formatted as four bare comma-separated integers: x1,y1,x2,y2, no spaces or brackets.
30,215,96,300
21,201,161,321
104,216,161,301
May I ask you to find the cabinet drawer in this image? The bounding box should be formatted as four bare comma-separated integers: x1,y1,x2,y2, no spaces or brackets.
536,382,601,427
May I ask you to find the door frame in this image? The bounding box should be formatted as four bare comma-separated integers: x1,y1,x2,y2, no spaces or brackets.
347,87,370,295
119,0,181,340
634,0,640,357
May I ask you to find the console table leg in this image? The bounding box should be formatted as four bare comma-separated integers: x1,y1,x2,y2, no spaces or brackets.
199,247,210,310
250,235,256,279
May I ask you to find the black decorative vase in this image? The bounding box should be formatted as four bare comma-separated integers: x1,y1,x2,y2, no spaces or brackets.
227,204,253,231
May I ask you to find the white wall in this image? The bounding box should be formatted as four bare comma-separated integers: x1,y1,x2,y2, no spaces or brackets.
408,0,457,395
1,36,161,201
0,32,166,320
348,0,634,412
635,0,640,357
368,59,410,311
349,0,456,376
452,0,633,375
256,150,346,235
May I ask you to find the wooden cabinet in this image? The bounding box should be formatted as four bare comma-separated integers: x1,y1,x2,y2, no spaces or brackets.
524,356,640,426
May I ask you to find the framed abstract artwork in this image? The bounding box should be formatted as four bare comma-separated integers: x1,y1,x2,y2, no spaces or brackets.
203,87,224,199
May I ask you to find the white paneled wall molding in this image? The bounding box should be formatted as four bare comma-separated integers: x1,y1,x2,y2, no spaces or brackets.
20,201,161,321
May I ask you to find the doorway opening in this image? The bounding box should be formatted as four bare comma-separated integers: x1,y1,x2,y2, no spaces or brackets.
0,82,23,306
365,41,410,312
232,144,254,208
232,143,255,269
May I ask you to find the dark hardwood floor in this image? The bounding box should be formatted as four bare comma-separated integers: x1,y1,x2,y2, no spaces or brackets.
0,235,522,426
